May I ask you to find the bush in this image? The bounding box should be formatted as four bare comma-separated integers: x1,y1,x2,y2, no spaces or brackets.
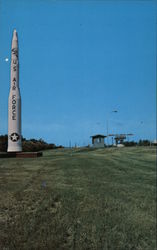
0,135,8,152
123,141,137,147
138,140,151,146
0,135,59,152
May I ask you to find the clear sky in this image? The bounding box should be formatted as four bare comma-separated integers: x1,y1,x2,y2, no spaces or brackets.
0,0,156,146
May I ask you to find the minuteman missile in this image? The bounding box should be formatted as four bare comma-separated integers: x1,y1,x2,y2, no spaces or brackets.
8,30,22,152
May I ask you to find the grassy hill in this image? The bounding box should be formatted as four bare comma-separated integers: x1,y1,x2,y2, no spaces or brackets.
0,146,156,249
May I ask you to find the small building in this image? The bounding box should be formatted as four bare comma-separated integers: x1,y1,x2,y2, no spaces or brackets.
109,133,133,146
114,134,126,145
90,134,106,148
152,140,157,146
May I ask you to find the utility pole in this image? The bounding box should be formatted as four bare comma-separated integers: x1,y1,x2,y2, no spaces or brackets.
106,110,118,146
106,120,109,146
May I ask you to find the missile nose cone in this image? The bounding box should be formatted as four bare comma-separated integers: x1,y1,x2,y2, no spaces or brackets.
13,29,18,39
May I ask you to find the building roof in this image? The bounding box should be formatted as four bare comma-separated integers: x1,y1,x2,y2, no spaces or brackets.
109,133,133,137
115,135,126,140
90,134,107,138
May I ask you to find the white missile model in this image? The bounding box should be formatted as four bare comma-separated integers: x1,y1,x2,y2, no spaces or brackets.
7,30,22,152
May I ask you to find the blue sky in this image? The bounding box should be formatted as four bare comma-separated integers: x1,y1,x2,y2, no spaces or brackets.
0,0,156,146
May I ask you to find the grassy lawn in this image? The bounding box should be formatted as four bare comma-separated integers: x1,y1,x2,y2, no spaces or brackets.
0,146,156,250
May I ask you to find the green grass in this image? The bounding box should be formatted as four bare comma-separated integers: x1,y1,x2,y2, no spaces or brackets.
0,146,156,250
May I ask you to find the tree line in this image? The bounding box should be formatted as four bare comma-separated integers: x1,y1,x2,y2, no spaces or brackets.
123,140,155,147
106,140,155,147
0,135,63,152
0,135,155,152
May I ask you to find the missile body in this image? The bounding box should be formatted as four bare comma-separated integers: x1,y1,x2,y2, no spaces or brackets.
7,30,22,152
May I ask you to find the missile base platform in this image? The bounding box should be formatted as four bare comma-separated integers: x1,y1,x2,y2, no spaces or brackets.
0,152,43,158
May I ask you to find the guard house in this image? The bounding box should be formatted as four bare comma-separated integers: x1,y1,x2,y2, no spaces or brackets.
90,134,106,148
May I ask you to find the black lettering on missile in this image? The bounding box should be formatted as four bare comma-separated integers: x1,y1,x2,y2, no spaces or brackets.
13,66,17,71
12,77,16,90
12,95,16,120
12,48,18,58
12,86,16,90
13,60,17,64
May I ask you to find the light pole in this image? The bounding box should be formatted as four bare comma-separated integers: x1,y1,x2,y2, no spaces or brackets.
106,110,118,146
